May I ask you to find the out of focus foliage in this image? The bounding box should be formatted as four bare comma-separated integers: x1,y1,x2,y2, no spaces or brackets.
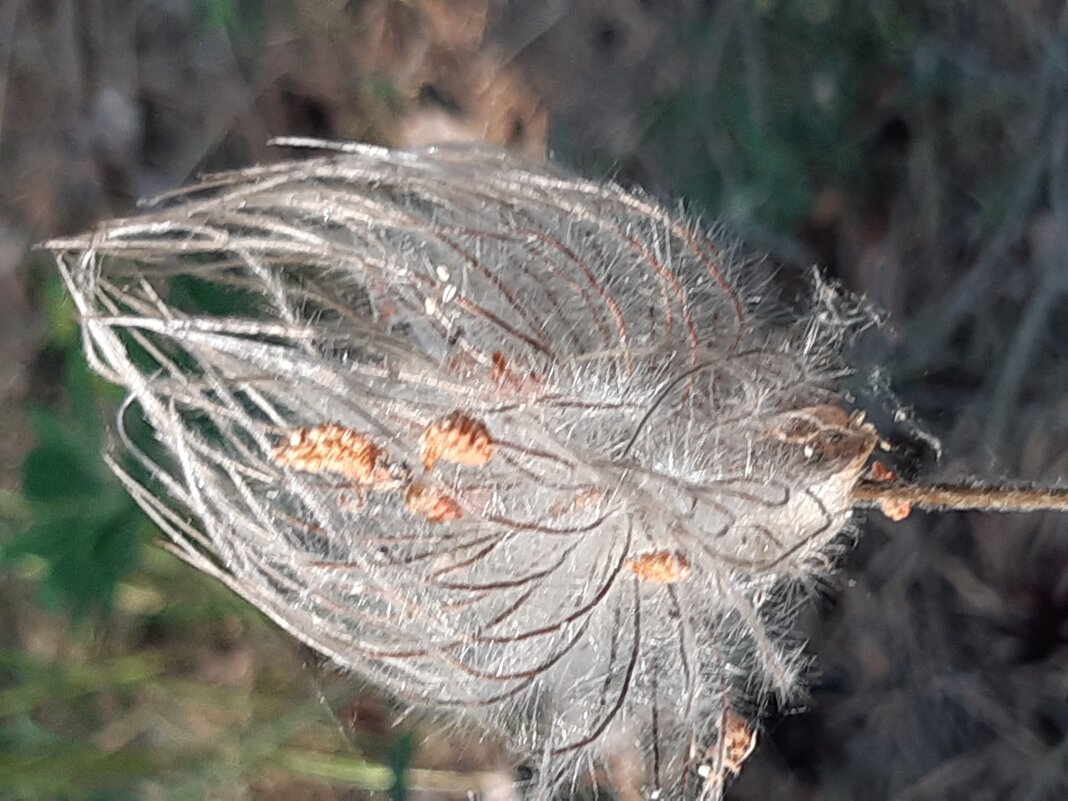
3,278,145,616
644,2,921,231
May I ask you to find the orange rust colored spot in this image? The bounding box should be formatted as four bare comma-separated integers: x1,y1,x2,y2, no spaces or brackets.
625,550,692,585
490,351,509,384
867,463,911,520
273,423,405,490
549,486,604,518
490,351,546,395
879,498,912,522
420,411,494,471
721,709,757,775
870,461,898,483
404,483,462,523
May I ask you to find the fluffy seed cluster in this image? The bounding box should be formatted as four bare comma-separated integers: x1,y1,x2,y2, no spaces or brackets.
49,140,881,799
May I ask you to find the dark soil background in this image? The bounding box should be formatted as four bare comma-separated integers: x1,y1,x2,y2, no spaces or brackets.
2,2,1068,800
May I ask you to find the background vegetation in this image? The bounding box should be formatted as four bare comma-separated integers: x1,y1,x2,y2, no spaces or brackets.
1,1,1067,798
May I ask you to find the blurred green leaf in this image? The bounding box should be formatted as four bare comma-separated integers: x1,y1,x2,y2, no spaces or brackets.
6,318,148,615
41,274,78,349
168,274,262,318
0,742,157,796
631,0,935,236
278,749,394,791
0,487,31,531
0,649,164,718
0,717,61,751
364,74,405,120
8,510,143,614
193,0,235,31
19,413,103,504
387,731,415,801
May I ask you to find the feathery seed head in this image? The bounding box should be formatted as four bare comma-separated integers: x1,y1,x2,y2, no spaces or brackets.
48,140,884,799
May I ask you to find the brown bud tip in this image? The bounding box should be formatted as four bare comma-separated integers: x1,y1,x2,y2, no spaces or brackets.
404,483,463,523
869,461,898,483
490,351,509,383
548,486,604,518
420,411,494,471
625,550,692,585
273,423,406,490
767,404,880,474
879,498,912,521
490,350,546,395
721,709,757,775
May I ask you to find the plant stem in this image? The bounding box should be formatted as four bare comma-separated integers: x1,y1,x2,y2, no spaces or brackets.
853,480,1068,513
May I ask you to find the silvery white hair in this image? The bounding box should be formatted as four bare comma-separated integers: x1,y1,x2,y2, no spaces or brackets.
49,140,888,799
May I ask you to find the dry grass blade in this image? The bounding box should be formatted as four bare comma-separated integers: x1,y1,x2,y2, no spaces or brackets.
46,140,933,798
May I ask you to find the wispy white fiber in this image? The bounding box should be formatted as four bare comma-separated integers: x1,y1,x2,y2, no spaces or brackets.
48,141,882,799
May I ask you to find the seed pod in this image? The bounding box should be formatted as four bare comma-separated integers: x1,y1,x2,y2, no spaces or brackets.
625,550,693,585
47,141,889,799
404,482,463,523
419,410,495,471
720,709,758,776
273,423,407,491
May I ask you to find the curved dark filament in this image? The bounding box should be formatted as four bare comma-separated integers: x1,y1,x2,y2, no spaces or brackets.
611,226,698,364
481,585,537,631
483,510,616,538
615,346,775,464
618,360,720,461
468,187,703,370
427,537,505,578
486,453,587,495
457,227,615,353
430,229,557,356
505,192,706,374
516,229,634,373
651,656,662,792
432,537,583,591
610,191,747,354
597,603,623,710
550,577,642,756
495,440,581,472
438,613,593,682
470,521,632,645
473,176,741,360
380,532,505,572
666,584,696,720
693,477,792,508
452,295,557,361
695,488,835,574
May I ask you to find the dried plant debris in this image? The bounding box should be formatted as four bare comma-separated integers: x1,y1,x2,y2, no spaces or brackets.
404,481,463,523
420,410,495,471
45,140,1068,800
273,423,409,492
625,550,693,586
